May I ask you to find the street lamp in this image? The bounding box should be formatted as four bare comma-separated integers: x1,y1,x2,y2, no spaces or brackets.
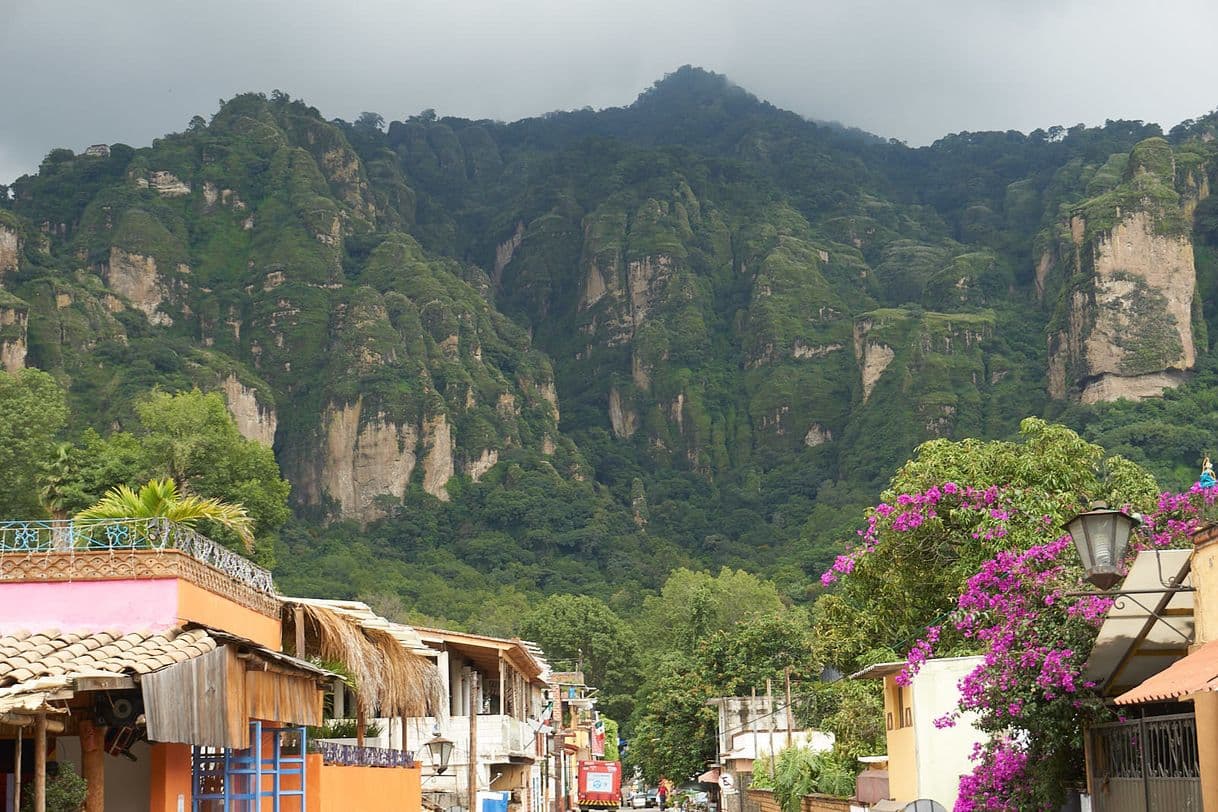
1065,502,1139,589
424,726,454,774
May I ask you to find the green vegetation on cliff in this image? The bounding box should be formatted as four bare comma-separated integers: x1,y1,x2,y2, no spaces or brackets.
2,67,1218,632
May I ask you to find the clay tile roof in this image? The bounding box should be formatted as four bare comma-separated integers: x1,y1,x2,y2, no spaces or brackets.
1117,638,1218,705
0,628,221,690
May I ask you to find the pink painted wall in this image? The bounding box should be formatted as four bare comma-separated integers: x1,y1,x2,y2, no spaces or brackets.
0,579,179,634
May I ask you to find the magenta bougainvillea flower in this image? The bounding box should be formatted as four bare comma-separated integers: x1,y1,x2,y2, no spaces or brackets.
823,481,1218,811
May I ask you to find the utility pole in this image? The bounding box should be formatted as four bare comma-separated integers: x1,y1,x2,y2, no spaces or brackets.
784,668,794,748
765,679,776,780
470,672,480,812
555,683,565,812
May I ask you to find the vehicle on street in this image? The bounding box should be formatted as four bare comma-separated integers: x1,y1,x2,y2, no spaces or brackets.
630,793,649,809
578,760,622,811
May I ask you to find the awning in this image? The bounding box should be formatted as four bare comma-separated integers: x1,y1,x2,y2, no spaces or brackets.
1083,549,1193,696
697,768,720,784
1116,637,1218,705
848,661,904,681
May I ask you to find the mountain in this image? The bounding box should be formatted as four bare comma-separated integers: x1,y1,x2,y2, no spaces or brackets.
3,67,1218,625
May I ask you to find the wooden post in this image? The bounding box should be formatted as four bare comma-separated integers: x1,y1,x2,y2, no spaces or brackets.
784,668,794,748
356,700,367,747
499,651,506,716
34,713,47,812
80,719,106,812
469,673,480,812
294,605,306,657
14,726,21,812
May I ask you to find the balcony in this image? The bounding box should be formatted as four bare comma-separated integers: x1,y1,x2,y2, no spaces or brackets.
375,714,538,764
0,517,280,619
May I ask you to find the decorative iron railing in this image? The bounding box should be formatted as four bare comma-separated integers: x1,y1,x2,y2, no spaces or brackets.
1089,712,1202,811
314,740,415,768
0,518,276,595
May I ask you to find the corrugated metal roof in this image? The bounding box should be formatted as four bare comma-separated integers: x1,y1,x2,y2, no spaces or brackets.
1115,637,1218,705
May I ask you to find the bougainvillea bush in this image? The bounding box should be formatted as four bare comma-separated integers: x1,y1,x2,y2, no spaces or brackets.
817,418,1218,811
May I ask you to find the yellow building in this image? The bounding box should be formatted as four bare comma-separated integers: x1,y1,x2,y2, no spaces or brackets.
851,655,984,810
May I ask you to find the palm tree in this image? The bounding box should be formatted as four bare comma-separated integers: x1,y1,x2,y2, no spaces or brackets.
75,477,255,552
38,442,75,520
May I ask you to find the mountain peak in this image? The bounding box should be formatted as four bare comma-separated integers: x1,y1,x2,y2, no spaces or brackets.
632,66,760,110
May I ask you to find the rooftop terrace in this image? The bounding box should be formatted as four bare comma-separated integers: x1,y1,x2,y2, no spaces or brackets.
0,518,278,614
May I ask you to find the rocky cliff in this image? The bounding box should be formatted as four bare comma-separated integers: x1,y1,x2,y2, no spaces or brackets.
1047,138,1208,402
0,291,28,373
4,77,1218,556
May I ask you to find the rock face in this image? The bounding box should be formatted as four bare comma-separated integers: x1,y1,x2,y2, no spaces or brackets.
0,225,19,275
1047,138,1206,402
1050,210,1197,402
316,398,419,522
854,319,896,403
804,424,832,447
466,448,499,482
608,387,638,438
220,375,277,446
137,170,192,197
0,301,28,373
493,222,524,284
103,248,173,326
421,414,454,501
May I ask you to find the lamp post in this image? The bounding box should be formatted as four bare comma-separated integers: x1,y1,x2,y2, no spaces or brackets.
425,727,455,775
1064,502,1139,590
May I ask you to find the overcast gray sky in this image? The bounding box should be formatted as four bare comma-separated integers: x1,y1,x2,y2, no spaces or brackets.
3,0,1217,184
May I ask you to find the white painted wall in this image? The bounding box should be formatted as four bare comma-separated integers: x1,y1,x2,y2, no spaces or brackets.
56,736,151,811
910,656,985,808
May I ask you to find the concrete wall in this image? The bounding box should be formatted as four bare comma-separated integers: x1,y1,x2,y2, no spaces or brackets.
911,656,985,809
0,579,179,634
176,579,280,649
304,755,422,812
0,577,280,649
57,736,152,811
149,742,192,812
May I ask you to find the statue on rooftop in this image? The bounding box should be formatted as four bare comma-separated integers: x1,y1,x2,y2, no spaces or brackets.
1200,454,1216,489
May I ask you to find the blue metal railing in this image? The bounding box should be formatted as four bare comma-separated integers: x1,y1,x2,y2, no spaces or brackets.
0,517,276,594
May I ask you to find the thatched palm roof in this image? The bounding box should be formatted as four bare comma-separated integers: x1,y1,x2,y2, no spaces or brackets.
281,598,444,719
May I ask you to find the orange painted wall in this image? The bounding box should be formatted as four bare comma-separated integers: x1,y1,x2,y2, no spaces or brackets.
176,579,281,650
149,742,192,812
303,755,422,812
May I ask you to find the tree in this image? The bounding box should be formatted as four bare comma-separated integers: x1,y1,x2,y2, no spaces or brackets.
38,442,75,519
0,369,68,517
816,419,1169,809
518,595,642,723
134,390,290,557
76,477,256,550
626,654,717,783
695,610,816,696
813,418,1158,672
21,761,87,812
636,568,787,657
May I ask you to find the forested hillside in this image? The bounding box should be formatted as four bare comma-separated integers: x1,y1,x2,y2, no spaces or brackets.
4,66,1218,628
